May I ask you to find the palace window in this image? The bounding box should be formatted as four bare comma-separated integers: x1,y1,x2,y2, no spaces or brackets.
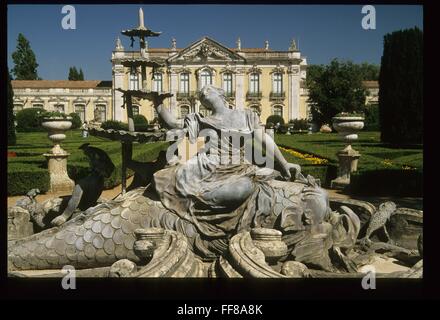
200,70,213,88
180,72,190,94
273,105,283,117
132,105,140,116
272,73,283,94
152,73,163,92
13,104,23,115
54,104,65,113
199,105,211,117
180,105,190,119
32,103,44,109
223,73,233,96
249,73,260,93
74,104,86,122
129,67,139,91
95,104,106,122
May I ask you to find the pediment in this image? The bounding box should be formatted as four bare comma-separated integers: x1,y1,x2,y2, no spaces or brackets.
167,37,245,63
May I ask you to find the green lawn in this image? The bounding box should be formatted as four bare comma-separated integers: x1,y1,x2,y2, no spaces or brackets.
8,130,169,195
275,132,423,196
276,131,423,170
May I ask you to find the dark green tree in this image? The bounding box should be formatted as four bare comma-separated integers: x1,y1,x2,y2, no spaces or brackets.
379,27,423,144
11,33,40,80
68,67,84,80
7,72,16,145
307,59,367,126
358,63,380,81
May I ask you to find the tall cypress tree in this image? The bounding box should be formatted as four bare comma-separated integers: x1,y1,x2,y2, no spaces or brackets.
7,71,17,146
11,33,40,80
379,27,423,144
78,68,84,80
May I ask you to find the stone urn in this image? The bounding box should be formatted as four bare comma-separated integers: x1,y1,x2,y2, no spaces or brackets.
331,114,365,190
42,116,74,193
133,228,165,264
41,116,73,155
250,228,288,265
332,115,364,143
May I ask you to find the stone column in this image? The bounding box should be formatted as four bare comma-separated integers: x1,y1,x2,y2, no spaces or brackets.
330,145,361,189
288,65,300,121
169,69,179,118
113,64,125,121
235,68,245,109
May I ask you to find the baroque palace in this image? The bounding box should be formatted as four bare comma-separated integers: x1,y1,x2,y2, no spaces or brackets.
11,36,379,124
112,36,308,123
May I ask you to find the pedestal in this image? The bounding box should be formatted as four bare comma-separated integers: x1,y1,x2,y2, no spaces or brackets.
44,151,74,193
331,145,360,189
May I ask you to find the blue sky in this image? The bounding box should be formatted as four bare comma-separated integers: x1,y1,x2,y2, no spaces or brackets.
7,4,423,80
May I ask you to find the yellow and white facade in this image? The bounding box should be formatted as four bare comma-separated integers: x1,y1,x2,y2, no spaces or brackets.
111,36,309,124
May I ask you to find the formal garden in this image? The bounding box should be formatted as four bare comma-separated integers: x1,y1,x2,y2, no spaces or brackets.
7,130,168,196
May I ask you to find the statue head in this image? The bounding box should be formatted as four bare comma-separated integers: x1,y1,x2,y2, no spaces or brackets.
199,85,228,112
301,186,330,225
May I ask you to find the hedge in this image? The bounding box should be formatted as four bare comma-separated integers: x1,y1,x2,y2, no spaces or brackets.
350,168,423,197
8,142,170,196
7,163,50,196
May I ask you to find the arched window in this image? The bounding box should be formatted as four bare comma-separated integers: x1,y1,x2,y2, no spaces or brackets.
95,104,106,122
129,67,139,91
180,105,190,119
132,105,140,116
180,72,190,94
200,70,212,88
249,73,260,93
199,105,211,117
272,73,283,94
32,103,44,109
273,105,283,117
223,73,233,96
74,104,86,122
152,73,163,92
54,104,65,113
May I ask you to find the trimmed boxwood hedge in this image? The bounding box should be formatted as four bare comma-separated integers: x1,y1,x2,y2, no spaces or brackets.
350,168,423,197
7,163,50,196
8,142,170,196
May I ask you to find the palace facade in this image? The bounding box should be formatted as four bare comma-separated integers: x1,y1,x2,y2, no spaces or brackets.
11,80,113,123
111,36,309,124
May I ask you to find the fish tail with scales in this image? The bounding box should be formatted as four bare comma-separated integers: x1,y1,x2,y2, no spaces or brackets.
8,188,200,271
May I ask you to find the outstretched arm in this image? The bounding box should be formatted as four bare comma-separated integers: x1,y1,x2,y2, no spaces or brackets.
253,128,301,180
153,93,183,129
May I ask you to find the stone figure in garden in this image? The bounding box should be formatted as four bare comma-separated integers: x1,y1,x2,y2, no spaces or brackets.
50,143,115,226
7,86,421,278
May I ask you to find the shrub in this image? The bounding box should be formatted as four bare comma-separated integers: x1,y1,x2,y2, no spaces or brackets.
289,119,309,131
16,108,45,132
69,112,82,129
134,114,149,132
7,163,50,196
277,125,289,134
266,115,284,126
350,168,423,197
101,120,129,131
379,27,423,144
364,104,379,131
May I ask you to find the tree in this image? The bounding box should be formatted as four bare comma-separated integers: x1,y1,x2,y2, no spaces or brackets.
11,33,40,80
379,27,423,145
68,67,84,80
7,72,16,145
307,59,367,126
358,63,380,81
